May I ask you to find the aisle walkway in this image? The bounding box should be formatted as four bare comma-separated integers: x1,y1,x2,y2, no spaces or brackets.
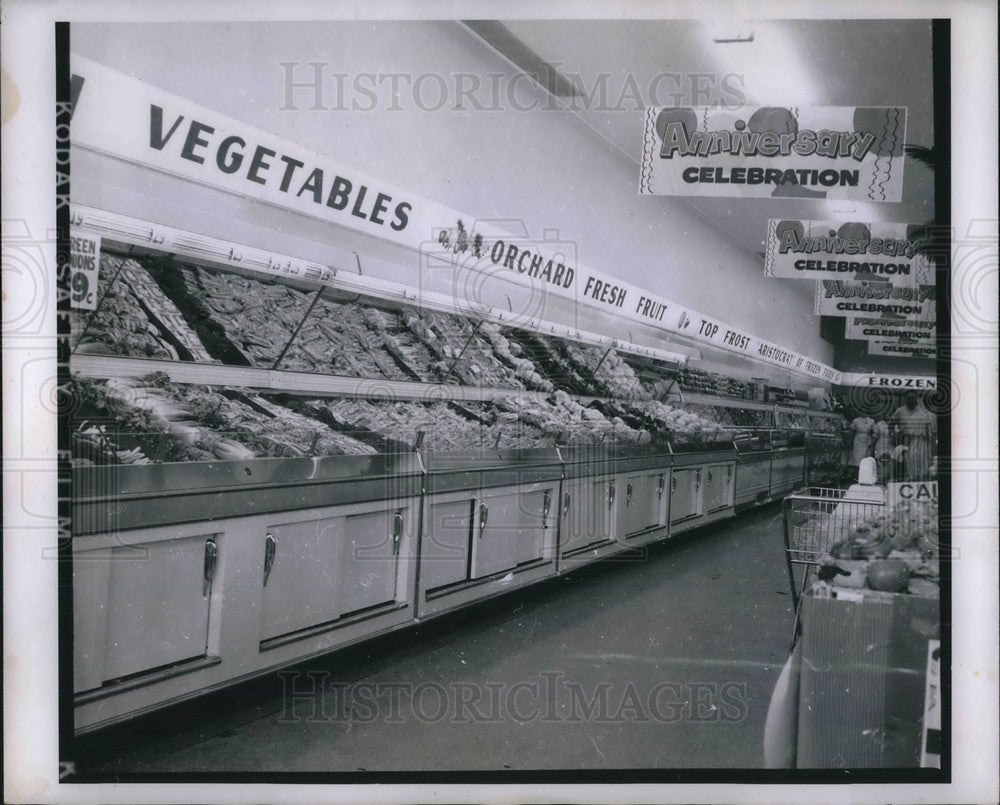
77,505,795,772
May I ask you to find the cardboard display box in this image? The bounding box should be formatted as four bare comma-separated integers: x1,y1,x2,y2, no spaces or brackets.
796,589,941,768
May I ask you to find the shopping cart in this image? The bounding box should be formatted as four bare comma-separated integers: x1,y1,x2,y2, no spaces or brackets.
781,486,886,641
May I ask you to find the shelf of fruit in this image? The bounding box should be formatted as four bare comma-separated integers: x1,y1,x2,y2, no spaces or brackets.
71,253,643,396
68,252,839,465
674,366,757,401
69,371,741,466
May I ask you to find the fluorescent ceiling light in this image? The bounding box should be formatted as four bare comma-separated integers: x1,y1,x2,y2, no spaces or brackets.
700,20,823,107
705,20,754,43
824,201,886,223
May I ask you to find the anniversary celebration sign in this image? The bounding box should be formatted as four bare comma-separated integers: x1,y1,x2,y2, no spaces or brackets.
843,314,936,341
866,339,937,358
639,105,907,201
814,278,937,322
763,219,934,284
69,56,841,381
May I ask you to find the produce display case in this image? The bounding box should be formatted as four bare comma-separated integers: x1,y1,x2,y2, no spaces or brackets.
804,431,844,487
556,443,674,574
733,430,774,510
72,451,424,731
67,234,842,733
417,447,563,618
667,439,737,535
71,249,669,401
769,430,808,497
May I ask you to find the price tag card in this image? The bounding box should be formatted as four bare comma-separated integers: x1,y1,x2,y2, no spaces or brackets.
69,229,101,309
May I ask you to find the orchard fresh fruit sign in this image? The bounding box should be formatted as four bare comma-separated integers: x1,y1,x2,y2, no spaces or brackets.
640,105,906,201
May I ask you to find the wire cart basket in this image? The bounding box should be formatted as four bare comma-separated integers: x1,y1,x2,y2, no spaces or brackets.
782,486,886,637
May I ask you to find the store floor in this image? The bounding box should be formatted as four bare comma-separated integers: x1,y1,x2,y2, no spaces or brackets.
76,505,796,773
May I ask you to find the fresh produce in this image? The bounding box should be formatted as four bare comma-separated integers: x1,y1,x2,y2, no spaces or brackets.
674,366,756,400
628,400,729,443
866,560,911,592
69,374,379,464
823,558,867,589
556,339,651,400
820,498,939,597
71,255,213,361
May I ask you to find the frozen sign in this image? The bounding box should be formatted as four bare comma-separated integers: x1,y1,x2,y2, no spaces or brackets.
764,219,934,285
640,106,906,201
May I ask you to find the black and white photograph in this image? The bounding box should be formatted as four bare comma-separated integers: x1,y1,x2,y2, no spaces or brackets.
2,2,997,803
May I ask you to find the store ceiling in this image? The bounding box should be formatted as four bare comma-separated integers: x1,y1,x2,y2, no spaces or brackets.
466,19,937,262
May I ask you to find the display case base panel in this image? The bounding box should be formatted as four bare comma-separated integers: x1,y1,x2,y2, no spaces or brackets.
669,505,736,537
417,560,556,619
74,603,415,734
556,538,630,574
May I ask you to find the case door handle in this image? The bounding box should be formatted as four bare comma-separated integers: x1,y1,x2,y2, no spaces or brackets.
203,538,218,597
727,466,733,483
608,482,616,507
626,481,633,505
708,470,714,484
658,474,665,498
671,475,677,493
695,470,702,491
563,491,571,513
391,511,404,555
479,502,489,536
263,534,276,587
542,490,552,529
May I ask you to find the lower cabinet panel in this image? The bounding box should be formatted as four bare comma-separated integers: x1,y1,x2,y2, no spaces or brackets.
559,475,616,555
418,481,558,618
75,531,217,691
260,515,344,642
472,485,555,579
75,449,774,731
771,453,806,495
669,469,702,526
339,509,403,615
734,458,771,507
261,501,413,642
703,464,734,514
619,471,668,542
420,496,474,592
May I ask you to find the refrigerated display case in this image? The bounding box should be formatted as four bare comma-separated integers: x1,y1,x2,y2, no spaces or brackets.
770,430,808,497
668,441,736,535
67,221,842,733
733,431,773,510
72,453,423,731
417,448,562,618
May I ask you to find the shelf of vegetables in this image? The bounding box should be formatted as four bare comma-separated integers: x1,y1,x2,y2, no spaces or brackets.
69,244,839,733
